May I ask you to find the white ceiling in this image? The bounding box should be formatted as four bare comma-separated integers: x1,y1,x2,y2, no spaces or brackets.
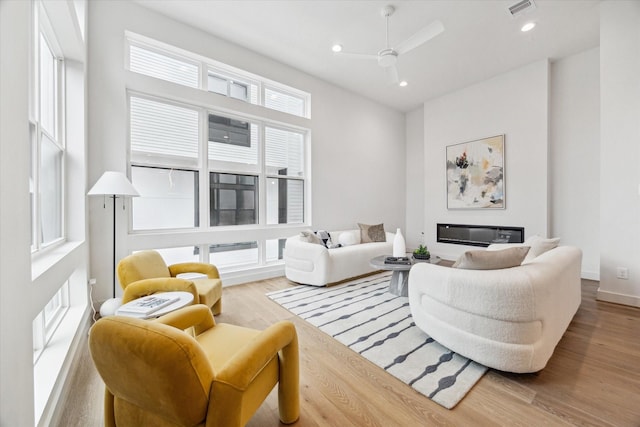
134,0,601,112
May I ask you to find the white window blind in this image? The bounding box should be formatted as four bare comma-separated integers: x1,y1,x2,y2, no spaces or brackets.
265,87,306,117
265,126,304,177
130,97,199,161
129,44,199,88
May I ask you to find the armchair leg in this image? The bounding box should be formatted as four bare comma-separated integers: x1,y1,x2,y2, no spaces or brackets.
211,299,222,315
277,331,300,424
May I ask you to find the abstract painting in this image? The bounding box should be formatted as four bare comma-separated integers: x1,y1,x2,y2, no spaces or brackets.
446,135,504,209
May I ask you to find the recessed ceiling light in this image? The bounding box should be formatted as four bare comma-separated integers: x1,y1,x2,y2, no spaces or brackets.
332,44,343,53
521,22,536,32
399,81,408,87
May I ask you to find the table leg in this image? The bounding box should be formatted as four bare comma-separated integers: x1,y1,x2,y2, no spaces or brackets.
388,270,409,297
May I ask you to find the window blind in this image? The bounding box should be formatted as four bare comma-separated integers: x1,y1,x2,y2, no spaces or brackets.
130,44,199,88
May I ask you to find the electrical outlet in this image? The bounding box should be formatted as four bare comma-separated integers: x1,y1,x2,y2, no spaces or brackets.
616,267,629,280
89,278,97,286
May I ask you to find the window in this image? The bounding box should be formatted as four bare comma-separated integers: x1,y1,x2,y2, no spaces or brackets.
33,281,69,363
210,173,258,226
31,21,64,250
126,33,310,118
131,166,199,230
127,35,310,272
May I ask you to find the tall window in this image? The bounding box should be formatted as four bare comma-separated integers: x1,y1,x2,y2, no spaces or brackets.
127,35,310,270
30,8,65,251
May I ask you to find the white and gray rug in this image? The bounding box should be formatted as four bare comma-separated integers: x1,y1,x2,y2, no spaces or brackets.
267,272,487,409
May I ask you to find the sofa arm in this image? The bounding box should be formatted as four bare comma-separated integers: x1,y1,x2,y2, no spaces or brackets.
285,237,330,265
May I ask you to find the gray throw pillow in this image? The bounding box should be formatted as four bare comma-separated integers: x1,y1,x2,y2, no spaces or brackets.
452,246,530,270
358,223,386,243
300,230,324,245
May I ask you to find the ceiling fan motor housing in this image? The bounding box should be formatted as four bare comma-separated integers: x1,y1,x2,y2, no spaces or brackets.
378,49,398,67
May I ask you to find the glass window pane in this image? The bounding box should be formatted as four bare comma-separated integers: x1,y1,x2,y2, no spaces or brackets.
208,114,258,171
39,33,56,136
229,81,248,101
40,135,62,244
130,44,199,88
266,238,287,262
210,173,257,226
132,166,199,230
130,97,199,163
207,73,227,95
265,87,305,117
266,178,304,225
265,127,304,177
209,242,258,269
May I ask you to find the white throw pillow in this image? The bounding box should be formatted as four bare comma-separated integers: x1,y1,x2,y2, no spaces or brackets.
524,235,560,261
452,246,530,270
338,230,359,246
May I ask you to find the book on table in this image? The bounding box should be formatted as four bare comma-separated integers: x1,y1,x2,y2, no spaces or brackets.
384,256,411,265
117,294,180,316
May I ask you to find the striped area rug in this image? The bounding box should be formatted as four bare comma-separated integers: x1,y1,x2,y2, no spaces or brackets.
267,272,487,409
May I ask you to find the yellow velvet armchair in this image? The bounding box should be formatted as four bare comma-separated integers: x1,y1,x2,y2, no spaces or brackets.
117,250,223,314
89,304,300,427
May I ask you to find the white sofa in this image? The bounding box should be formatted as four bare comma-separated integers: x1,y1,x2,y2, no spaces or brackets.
408,245,582,373
284,230,394,286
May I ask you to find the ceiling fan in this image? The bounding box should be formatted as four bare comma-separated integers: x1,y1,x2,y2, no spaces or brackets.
333,5,444,84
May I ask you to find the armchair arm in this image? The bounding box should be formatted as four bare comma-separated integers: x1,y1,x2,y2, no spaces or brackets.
169,262,220,279
121,277,198,305
215,321,298,390
154,304,216,335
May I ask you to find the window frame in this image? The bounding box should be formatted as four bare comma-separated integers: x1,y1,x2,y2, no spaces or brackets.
30,1,66,254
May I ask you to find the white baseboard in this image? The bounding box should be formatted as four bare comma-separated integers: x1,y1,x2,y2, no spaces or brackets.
222,264,285,286
596,288,640,308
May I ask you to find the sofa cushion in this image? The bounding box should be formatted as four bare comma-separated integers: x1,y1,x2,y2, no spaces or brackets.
358,223,386,243
452,246,530,270
338,230,359,246
525,236,560,261
299,230,323,245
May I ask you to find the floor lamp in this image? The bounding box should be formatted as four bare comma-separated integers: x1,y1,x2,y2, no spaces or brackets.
88,171,140,316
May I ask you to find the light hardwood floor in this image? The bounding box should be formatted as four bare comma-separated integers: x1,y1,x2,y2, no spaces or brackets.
57,276,640,427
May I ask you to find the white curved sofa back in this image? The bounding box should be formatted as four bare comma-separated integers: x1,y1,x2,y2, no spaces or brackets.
408,246,582,372
284,230,394,286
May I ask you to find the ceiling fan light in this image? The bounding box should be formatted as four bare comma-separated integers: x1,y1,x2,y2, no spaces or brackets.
332,44,343,53
399,81,408,87
521,22,536,32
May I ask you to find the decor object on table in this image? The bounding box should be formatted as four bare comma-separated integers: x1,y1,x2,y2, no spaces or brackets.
392,228,406,257
267,272,487,409
87,171,140,317
408,245,582,373
117,250,222,315
89,304,300,426
446,135,505,209
284,228,394,286
412,244,431,260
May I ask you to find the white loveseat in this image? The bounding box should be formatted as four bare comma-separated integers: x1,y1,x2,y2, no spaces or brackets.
408,245,582,373
284,230,394,286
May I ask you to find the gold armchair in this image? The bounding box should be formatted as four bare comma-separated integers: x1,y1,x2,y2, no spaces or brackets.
89,304,300,427
117,250,223,314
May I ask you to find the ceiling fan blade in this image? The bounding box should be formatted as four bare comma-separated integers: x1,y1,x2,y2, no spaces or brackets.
385,65,399,84
395,20,444,55
334,51,378,60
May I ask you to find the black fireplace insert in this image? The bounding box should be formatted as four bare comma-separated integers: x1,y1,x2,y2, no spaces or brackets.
437,223,524,247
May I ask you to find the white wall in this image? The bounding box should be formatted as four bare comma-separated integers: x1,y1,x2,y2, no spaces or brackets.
1,3,36,425
549,48,600,279
405,107,425,250
598,1,640,307
87,1,406,299
422,60,550,261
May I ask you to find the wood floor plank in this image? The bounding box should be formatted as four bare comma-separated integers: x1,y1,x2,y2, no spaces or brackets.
56,276,640,427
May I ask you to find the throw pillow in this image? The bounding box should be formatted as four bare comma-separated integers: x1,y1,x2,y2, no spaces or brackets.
358,223,386,243
338,230,359,246
299,230,323,245
524,235,560,261
452,246,530,270
314,230,341,248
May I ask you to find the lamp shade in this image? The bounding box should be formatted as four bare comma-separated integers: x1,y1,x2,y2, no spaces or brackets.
88,171,140,197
